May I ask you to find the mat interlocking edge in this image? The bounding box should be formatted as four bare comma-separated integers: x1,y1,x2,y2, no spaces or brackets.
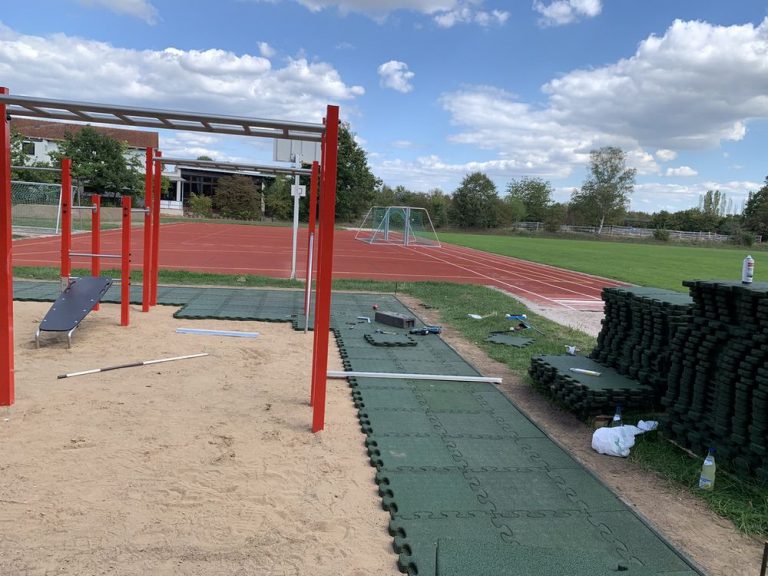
14,280,702,576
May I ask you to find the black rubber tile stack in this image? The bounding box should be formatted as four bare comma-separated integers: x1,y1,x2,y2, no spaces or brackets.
662,281,768,478
591,286,693,402
529,355,655,417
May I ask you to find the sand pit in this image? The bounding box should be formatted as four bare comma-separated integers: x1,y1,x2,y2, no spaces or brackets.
0,302,399,575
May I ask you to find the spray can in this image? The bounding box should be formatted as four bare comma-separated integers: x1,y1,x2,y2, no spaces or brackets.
742,255,755,284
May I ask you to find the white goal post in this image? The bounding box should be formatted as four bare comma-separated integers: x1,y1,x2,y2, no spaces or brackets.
355,206,440,247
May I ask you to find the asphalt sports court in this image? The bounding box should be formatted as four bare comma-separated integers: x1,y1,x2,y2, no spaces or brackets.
12,222,624,311
12,280,702,575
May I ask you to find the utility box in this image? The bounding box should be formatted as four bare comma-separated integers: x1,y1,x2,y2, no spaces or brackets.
374,311,415,329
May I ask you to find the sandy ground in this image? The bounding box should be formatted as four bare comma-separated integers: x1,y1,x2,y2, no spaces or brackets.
1,296,764,576
0,302,399,576
398,294,765,576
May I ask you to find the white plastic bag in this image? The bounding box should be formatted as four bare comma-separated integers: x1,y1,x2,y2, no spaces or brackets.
591,425,638,458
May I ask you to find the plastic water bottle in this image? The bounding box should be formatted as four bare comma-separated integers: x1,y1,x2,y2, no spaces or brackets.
698,448,716,491
742,255,755,284
611,405,622,427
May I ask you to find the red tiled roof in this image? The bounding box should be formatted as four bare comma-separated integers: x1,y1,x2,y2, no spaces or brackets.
10,118,159,149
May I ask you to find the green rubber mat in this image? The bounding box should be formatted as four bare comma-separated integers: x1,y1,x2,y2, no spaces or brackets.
14,281,702,575
436,540,698,576
485,333,534,347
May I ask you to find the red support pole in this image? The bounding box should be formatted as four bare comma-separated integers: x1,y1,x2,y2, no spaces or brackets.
310,136,326,407
60,158,72,290
142,147,153,312
151,151,162,305
303,161,319,311
0,87,14,406
91,194,101,311
120,195,131,326
311,105,339,433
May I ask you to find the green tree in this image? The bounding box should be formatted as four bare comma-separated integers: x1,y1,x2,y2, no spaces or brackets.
501,196,527,225
744,177,768,237
213,175,260,220
335,123,380,223
51,127,143,199
427,188,450,228
571,146,636,233
196,155,213,161
699,189,727,218
505,177,553,222
265,176,292,220
543,202,568,232
449,172,500,228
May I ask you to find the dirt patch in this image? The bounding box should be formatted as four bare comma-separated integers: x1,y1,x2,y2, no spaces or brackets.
0,302,399,576
398,293,764,576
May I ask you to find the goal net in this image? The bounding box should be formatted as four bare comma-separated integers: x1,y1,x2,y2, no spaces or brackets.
355,206,440,247
11,181,90,236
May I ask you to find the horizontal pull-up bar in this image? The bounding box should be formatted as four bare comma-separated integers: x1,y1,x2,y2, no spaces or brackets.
326,370,503,384
0,94,325,141
69,252,121,259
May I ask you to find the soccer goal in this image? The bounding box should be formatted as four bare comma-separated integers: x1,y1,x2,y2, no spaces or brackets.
355,206,440,247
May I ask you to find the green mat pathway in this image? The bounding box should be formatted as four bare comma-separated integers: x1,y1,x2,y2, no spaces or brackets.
15,281,702,575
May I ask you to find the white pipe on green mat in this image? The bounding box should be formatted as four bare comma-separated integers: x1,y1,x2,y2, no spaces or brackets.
327,370,502,384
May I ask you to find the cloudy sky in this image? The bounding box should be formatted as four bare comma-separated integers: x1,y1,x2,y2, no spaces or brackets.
2,0,768,212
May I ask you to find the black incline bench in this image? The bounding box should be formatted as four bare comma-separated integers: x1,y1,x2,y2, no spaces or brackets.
35,276,114,348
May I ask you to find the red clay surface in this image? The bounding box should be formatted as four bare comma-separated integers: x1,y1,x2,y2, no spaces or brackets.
13,222,625,310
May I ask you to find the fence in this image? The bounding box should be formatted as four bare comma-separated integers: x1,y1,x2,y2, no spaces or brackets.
511,222,760,243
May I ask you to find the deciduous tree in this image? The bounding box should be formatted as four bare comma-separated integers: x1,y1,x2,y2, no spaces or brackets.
51,127,143,199
505,177,553,222
213,175,260,220
335,123,380,222
571,147,636,233
449,172,500,228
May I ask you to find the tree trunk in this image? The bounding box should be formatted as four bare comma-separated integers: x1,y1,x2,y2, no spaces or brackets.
597,213,605,235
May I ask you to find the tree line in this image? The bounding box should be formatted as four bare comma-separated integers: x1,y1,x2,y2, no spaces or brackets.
11,123,768,240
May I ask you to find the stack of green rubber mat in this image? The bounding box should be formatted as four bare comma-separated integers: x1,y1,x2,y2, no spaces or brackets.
528,355,656,417
590,286,693,402
662,280,768,480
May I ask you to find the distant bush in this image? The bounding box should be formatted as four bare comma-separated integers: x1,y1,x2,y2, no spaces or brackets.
729,230,755,246
653,228,670,242
214,175,260,220
188,193,213,218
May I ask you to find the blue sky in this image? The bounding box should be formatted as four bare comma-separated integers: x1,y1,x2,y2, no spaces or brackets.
2,0,768,213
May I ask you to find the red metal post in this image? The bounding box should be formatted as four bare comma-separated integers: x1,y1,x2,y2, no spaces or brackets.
91,194,101,311
0,87,14,406
311,106,339,433
60,158,72,289
142,147,153,312
151,151,162,305
303,161,319,310
310,136,326,407
120,195,131,326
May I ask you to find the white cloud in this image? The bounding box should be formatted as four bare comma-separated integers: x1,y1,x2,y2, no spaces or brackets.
378,60,415,93
533,0,602,27
392,140,415,148
0,25,364,123
666,166,698,177
434,7,509,28
78,0,159,24
258,42,276,58
655,149,677,162
438,19,768,181
247,1,508,27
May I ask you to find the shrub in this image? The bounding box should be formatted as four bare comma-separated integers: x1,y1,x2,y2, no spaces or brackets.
213,175,260,220
188,193,213,218
653,228,670,242
729,230,755,247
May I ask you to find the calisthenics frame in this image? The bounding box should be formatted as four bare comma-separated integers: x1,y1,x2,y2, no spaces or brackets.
0,89,339,434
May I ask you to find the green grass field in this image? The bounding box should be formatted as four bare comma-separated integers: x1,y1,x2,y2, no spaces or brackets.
437,232,764,291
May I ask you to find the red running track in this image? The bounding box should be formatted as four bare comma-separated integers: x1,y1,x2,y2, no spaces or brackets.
12,222,624,310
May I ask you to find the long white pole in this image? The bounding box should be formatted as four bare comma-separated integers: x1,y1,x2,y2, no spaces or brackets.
57,353,209,379
327,370,502,384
